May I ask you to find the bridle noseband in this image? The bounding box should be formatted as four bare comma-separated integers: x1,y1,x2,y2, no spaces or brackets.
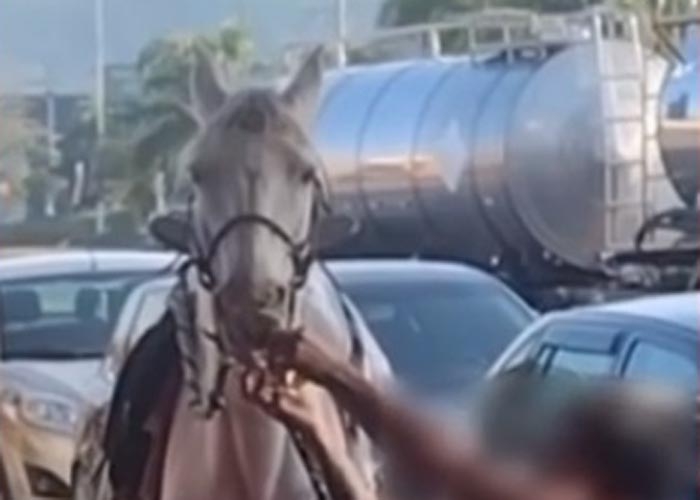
193,213,314,293
188,175,327,296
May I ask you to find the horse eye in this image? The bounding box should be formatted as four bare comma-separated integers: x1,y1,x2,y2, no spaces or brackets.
300,168,315,184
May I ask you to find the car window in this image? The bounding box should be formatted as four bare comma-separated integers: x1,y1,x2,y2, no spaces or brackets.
624,342,698,394
0,273,144,360
530,322,620,378
546,348,616,377
342,281,532,397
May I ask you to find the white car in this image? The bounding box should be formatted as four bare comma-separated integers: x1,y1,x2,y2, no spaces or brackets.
0,250,176,500
0,253,534,500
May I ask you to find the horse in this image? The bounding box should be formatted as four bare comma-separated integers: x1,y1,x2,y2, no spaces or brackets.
80,47,392,500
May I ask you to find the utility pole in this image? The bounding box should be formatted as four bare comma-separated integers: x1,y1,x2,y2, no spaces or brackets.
334,0,348,67
95,0,106,137
94,0,107,234
44,67,56,168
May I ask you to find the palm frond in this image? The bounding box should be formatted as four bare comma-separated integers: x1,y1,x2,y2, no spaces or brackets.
132,112,197,174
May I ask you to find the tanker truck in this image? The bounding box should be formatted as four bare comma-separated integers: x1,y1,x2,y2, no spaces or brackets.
312,8,699,306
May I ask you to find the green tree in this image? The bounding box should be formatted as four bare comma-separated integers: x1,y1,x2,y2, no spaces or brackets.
126,21,251,217
0,99,37,160
0,97,47,215
54,21,252,219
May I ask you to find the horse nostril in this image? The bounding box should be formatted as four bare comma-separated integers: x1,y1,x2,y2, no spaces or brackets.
254,286,286,308
270,286,286,306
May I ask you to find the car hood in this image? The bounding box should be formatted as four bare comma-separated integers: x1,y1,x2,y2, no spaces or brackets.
0,359,106,405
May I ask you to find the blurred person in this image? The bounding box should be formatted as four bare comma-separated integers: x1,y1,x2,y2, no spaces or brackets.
243,333,696,500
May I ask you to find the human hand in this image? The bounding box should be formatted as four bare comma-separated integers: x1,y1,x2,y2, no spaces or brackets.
240,368,317,434
253,330,344,385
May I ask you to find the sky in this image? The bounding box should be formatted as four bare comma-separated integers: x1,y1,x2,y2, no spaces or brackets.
0,0,381,94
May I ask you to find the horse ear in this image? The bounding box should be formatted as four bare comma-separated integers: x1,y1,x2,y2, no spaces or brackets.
190,48,226,120
149,211,190,253
282,46,324,129
312,213,359,252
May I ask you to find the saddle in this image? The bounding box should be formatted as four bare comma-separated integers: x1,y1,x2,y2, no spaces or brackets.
103,310,181,499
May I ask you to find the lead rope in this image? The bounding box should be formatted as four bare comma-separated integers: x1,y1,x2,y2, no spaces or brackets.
289,431,331,500
281,278,331,500
179,187,336,499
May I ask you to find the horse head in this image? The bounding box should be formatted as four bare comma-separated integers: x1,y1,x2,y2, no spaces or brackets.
150,47,354,350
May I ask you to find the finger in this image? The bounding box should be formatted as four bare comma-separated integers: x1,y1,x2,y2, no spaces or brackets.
259,377,279,406
284,369,300,387
275,391,315,429
240,369,264,399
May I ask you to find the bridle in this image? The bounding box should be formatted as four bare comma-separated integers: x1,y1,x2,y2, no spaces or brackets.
187,173,328,297
174,173,328,407
192,213,315,294
175,173,340,500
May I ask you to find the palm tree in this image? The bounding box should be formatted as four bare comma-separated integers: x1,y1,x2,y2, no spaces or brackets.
125,21,252,217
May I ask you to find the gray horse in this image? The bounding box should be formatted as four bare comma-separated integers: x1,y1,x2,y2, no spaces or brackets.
76,48,391,500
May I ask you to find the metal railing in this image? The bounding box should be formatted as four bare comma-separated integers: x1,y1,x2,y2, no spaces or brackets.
333,8,596,65
592,10,653,251
307,4,700,68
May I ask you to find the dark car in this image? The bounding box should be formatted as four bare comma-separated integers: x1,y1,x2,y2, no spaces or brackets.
330,260,536,400
488,292,699,395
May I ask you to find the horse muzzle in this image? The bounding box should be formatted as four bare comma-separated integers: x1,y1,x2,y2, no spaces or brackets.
217,278,288,309
214,280,294,338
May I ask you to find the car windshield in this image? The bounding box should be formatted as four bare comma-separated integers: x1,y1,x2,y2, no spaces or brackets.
342,280,532,397
0,273,145,360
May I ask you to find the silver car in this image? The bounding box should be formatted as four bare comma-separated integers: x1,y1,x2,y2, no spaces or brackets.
0,250,176,500
488,291,699,393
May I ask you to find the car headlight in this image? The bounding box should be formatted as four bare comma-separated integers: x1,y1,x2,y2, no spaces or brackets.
0,387,79,435
0,387,21,419
21,395,79,434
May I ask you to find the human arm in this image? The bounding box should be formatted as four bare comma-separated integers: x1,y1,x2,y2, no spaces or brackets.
264,334,540,500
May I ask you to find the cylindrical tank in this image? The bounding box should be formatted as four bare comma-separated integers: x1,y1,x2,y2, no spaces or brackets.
659,25,700,207
314,39,680,283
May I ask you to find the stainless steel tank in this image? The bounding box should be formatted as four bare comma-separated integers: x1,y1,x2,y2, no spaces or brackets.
659,25,700,207
314,39,678,281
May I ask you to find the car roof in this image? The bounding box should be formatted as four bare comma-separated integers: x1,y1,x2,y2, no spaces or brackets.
326,259,508,287
0,249,179,282
555,292,699,335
